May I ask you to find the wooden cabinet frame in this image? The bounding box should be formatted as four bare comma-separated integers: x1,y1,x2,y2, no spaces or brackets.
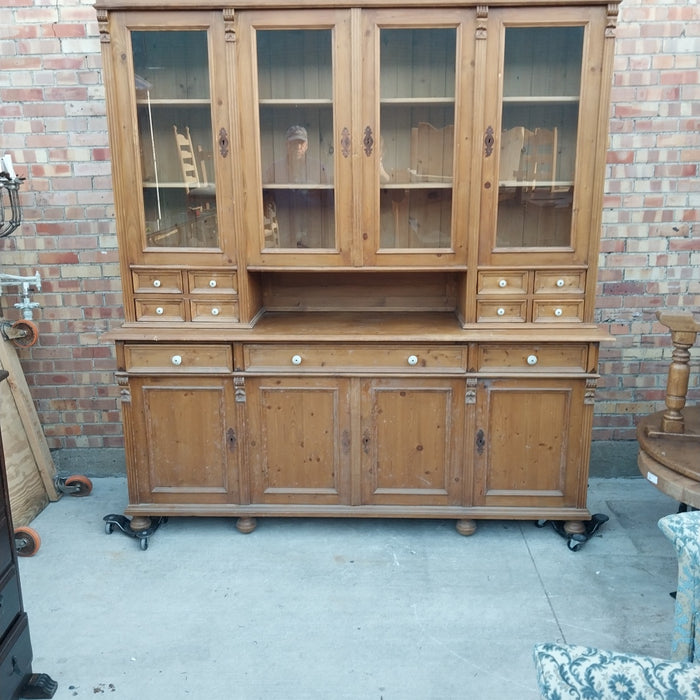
97,0,619,542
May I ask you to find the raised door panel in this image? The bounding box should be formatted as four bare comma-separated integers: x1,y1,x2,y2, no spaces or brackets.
237,10,353,268
360,378,464,506
360,9,474,267
126,376,239,504
246,377,351,505
473,378,588,508
478,6,607,268
105,11,236,277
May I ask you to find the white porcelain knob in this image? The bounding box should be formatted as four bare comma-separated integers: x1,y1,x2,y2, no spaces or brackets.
497,307,505,316
291,354,302,365
155,307,164,315
407,355,418,366
554,308,563,317
209,279,217,288
171,355,182,366
153,279,161,288
211,307,220,316
498,279,507,288
556,278,565,288
527,354,538,366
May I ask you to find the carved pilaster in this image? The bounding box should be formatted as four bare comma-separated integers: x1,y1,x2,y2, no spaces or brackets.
584,377,598,405
234,376,246,403
465,377,477,404
606,3,619,38
476,6,488,40
223,8,236,43
116,373,130,403
96,9,110,44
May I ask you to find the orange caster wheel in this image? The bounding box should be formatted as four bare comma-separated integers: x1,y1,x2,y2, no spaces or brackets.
57,474,93,497
14,526,41,556
9,319,38,348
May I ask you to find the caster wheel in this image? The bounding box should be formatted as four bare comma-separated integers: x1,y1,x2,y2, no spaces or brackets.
64,474,93,497
139,537,149,551
10,319,38,348
14,526,41,556
105,521,114,535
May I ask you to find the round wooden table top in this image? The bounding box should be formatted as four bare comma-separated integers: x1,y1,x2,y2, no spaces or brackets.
637,406,700,482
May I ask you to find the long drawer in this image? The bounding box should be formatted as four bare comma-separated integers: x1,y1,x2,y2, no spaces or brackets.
476,344,589,372
243,344,467,373
124,344,233,373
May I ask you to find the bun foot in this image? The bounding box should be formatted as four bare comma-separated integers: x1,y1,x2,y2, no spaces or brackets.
456,519,477,536
236,517,257,534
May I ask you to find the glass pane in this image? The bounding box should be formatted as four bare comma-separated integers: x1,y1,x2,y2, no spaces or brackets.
132,30,218,249
378,28,456,250
257,30,335,250
496,26,584,248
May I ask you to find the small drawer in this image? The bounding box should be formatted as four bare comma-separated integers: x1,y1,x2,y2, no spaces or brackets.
188,271,238,295
0,516,12,575
190,300,239,323
135,299,185,322
477,271,528,295
124,344,233,373
0,568,21,640
0,613,32,700
533,300,584,323
132,269,183,294
244,344,466,373
476,300,527,323
477,344,588,372
534,271,585,295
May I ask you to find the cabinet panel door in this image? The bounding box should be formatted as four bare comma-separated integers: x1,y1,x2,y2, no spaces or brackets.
473,378,589,508
478,6,606,267
238,10,353,267
106,11,235,267
360,378,464,506
125,376,240,504
246,377,351,505
361,10,473,267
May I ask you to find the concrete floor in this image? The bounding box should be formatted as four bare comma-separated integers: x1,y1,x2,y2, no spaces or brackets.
17,477,680,699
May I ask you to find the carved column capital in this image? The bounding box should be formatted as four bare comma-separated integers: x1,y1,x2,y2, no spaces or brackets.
606,3,619,38
223,8,236,43
96,9,110,44
476,6,488,40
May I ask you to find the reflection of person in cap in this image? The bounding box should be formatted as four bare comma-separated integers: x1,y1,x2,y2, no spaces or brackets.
263,124,330,249
285,125,310,183
265,125,326,184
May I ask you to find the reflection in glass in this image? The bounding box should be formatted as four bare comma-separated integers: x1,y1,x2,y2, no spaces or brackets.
496,26,583,249
132,30,217,249
257,30,335,250
377,28,456,250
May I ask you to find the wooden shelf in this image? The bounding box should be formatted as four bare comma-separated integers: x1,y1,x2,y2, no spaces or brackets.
503,96,579,103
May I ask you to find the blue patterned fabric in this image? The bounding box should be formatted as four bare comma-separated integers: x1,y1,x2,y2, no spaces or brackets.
658,510,700,663
533,643,700,699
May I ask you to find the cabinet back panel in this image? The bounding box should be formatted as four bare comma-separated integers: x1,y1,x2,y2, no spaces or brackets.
261,271,458,312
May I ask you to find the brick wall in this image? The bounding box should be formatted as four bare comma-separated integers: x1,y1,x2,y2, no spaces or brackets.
597,0,700,439
0,0,698,453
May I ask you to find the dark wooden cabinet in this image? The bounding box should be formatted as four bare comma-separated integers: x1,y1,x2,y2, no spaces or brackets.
97,0,620,542
0,371,56,700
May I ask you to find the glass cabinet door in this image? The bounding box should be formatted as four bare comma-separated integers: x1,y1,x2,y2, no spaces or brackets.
239,11,352,266
498,25,582,248
481,10,603,265
362,12,471,266
132,29,218,249
108,12,233,264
